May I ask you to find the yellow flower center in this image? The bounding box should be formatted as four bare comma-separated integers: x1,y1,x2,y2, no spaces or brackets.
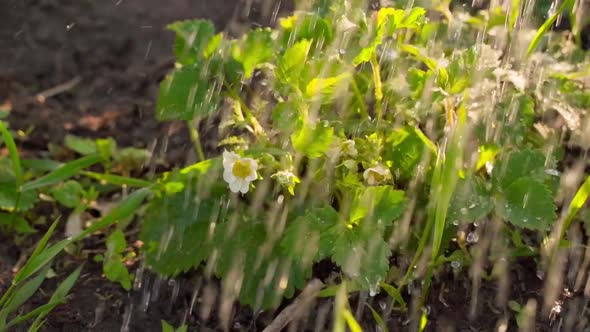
368,170,385,182
232,160,252,179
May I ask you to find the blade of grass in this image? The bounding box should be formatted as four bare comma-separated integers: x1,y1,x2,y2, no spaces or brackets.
72,187,150,241
2,302,60,332
15,188,149,284
81,171,152,188
13,240,69,285
28,266,83,331
21,155,103,191
342,309,363,332
332,283,347,332
367,304,389,332
0,121,23,187
526,0,575,56
561,175,590,237
2,218,60,307
0,264,51,325
0,121,24,224
380,282,407,310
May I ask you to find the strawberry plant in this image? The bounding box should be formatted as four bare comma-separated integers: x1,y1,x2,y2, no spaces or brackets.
132,0,590,314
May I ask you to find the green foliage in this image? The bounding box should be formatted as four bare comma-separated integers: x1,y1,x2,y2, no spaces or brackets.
499,177,556,230
0,220,82,332
292,122,334,158
447,176,493,224
161,320,188,332
104,230,132,290
145,0,587,314
168,20,216,65
232,28,274,78
157,64,221,121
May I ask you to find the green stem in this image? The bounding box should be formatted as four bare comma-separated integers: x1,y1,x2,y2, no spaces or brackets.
370,52,383,123
223,80,267,140
186,121,205,162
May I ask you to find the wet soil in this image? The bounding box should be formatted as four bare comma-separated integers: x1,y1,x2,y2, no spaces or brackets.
1,1,589,331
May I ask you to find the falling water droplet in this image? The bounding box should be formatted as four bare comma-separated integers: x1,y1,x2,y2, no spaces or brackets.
466,231,479,243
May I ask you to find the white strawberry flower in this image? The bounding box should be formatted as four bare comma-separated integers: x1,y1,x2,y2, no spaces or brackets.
222,150,258,194
341,139,358,157
363,165,391,185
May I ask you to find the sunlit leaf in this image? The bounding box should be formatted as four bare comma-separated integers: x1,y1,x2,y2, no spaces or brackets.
350,186,405,225
292,122,334,158
157,64,221,121
492,149,547,191
277,40,311,88
168,20,216,65
384,126,436,181
232,28,273,78
305,73,352,100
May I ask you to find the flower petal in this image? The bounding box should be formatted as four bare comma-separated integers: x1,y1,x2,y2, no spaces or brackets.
229,179,242,193
223,169,235,183
223,150,238,169
239,180,250,194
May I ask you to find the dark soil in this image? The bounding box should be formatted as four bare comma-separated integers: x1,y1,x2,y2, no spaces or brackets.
1,1,589,332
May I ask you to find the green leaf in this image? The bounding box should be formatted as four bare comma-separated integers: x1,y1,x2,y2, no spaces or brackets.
526,0,576,56
292,123,334,158
492,149,547,191
161,321,175,332
350,186,405,225
50,180,84,208
0,213,36,234
278,14,333,50
447,176,493,224
383,126,436,180
282,207,341,261
367,304,389,332
21,155,102,192
232,28,273,78
0,121,23,187
563,175,590,233
103,260,131,290
1,264,50,320
81,171,152,188
406,68,427,99
277,40,311,87
157,64,221,121
380,282,406,309
353,8,424,66
168,20,216,65
305,73,351,100
64,135,97,155
215,216,311,309
0,184,37,211
140,182,219,276
28,265,83,331
103,230,131,290
332,231,391,290
272,101,304,132
499,177,556,230
72,188,150,242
